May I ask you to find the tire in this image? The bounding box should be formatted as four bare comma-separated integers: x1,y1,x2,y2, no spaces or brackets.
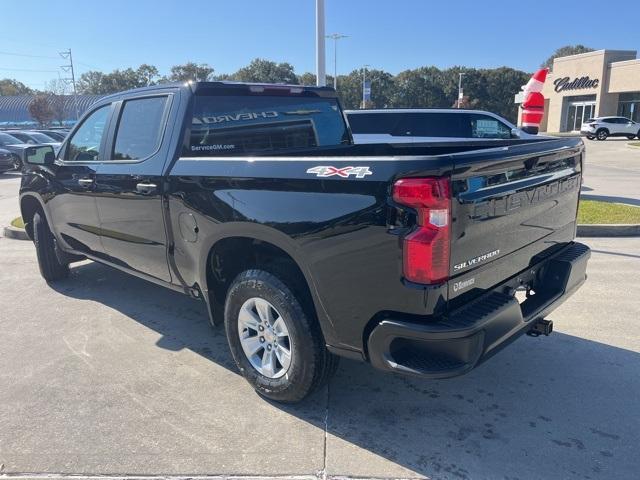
596,129,608,141
33,211,69,282
586,135,595,140
224,269,339,403
627,135,636,140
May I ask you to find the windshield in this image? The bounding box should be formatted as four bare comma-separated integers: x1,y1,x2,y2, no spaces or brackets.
188,94,349,156
27,132,57,143
0,132,25,145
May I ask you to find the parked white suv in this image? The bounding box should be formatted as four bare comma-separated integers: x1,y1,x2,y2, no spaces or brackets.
345,109,540,144
580,116,640,141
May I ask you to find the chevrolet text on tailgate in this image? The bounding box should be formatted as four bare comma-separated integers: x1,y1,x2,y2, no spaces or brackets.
19,82,590,403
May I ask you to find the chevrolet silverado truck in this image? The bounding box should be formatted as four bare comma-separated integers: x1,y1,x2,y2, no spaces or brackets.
19,81,590,403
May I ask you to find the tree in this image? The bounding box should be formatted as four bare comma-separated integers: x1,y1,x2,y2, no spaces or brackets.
542,45,595,69
77,65,162,94
335,69,395,109
226,58,298,84
28,96,54,126
137,64,160,86
0,78,33,96
297,72,317,86
167,62,214,82
392,67,448,108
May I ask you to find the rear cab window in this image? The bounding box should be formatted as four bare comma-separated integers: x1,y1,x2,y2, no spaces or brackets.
187,92,350,156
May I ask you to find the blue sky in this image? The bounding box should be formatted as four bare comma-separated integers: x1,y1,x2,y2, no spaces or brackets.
1,0,639,90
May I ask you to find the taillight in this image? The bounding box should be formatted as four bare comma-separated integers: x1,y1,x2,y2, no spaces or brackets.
393,177,451,284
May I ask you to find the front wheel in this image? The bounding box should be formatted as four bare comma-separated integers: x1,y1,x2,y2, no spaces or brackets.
33,211,69,282
596,129,608,141
224,269,338,403
627,135,636,140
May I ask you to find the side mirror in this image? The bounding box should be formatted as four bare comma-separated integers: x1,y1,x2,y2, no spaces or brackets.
511,128,522,139
24,145,55,166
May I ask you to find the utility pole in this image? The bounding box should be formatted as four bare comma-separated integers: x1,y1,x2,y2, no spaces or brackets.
457,71,465,109
362,64,370,109
315,0,326,86
60,48,79,121
326,33,348,90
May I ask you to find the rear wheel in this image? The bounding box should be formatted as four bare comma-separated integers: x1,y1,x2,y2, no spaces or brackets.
33,211,69,282
224,269,338,403
596,129,608,141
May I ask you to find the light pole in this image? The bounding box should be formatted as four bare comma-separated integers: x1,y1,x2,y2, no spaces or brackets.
362,64,370,108
326,33,348,90
457,72,465,108
316,0,326,86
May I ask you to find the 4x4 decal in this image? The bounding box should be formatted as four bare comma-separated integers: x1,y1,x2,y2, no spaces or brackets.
306,166,373,179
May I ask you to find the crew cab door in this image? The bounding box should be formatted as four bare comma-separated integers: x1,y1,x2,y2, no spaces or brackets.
47,103,113,256
94,92,176,282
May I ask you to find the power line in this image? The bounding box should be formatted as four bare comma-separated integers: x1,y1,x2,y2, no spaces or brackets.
0,50,59,59
0,67,60,73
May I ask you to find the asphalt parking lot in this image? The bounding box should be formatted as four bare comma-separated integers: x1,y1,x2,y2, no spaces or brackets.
1,140,639,480
580,138,640,204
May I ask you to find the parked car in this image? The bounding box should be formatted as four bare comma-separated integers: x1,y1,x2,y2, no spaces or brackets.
345,108,540,144
6,130,61,149
580,116,640,140
20,82,590,403
0,132,29,170
34,130,68,142
0,148,15,174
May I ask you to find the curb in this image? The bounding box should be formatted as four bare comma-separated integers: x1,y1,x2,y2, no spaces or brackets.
2,225,29,240
577,224,640,237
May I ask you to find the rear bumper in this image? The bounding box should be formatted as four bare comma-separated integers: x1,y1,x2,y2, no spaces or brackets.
367,242,590,378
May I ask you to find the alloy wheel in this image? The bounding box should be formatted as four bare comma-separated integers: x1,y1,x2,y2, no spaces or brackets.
237,297,292,378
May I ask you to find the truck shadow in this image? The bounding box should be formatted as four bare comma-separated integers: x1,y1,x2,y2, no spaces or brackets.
51,261,639,480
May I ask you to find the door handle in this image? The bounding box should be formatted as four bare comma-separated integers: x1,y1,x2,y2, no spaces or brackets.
136,182,157,194
77,178,94,187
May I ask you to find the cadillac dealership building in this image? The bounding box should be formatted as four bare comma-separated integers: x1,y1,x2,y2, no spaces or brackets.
517,49,640,133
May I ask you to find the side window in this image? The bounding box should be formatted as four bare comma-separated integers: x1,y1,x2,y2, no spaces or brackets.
468,114,512,139
347,113,402,134
393,113,466,138
112,96,168,161
65,105,110,161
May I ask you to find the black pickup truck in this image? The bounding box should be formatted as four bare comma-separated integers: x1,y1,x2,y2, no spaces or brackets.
19,82,590,402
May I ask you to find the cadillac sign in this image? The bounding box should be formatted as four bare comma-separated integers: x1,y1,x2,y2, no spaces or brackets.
553,76,600,93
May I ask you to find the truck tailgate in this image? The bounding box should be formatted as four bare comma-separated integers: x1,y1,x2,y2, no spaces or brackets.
448,138,584,305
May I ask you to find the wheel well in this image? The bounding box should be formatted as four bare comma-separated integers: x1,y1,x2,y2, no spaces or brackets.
20,196,42,240
596,127,609,134
206,237,316,325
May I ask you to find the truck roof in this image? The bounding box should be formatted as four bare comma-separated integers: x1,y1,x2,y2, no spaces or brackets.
99,81,338,102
